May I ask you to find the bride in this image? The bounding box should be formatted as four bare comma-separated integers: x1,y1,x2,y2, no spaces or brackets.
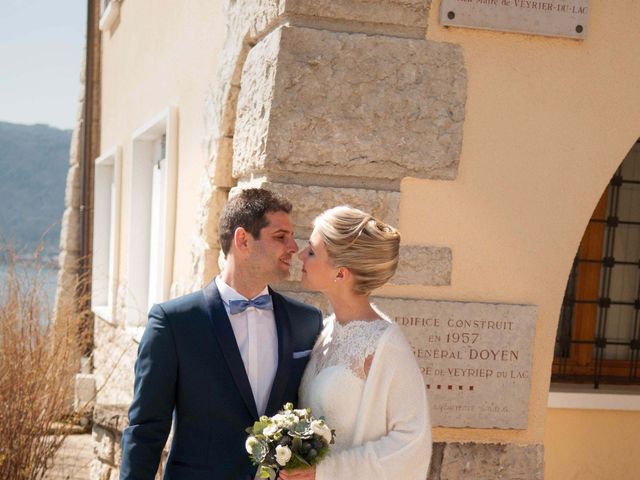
280,206,432,480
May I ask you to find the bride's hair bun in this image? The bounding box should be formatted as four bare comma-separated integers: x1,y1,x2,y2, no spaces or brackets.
313,206,400,295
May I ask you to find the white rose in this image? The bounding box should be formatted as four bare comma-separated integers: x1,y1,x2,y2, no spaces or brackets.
294,408,309,418
273,412,298,427
263,423,279,437
245,436,259,454
272,414,286,425
310,420,332,444
275,445,292,466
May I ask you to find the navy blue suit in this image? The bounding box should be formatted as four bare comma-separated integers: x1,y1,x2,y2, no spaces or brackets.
120,281,322,479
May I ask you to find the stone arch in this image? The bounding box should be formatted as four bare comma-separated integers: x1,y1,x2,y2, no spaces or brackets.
551,135,640,382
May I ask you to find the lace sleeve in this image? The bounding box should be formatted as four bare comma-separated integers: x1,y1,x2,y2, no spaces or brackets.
314,318,390,380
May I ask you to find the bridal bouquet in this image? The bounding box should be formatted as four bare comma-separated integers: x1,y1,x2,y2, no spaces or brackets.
245,402,335,479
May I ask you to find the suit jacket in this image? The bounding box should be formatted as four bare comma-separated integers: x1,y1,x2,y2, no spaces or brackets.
120,281,323,480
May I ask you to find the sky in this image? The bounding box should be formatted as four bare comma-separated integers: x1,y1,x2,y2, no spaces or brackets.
0,0,86,130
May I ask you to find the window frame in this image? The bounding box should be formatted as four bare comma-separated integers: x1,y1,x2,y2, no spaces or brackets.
91,146,122,324
548,383,640,411
125,107,178,332
99,0,121,32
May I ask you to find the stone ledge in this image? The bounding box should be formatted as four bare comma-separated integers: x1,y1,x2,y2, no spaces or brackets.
283,0,431,32
429,442,544,480
93,404,129,433
285,13,427,40
238,0,431,41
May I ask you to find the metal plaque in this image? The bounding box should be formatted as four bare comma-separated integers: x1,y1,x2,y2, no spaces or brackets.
374,297,537,429
440,0,590,39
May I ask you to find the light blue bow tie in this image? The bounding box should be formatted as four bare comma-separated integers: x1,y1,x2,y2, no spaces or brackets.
228,295,273,315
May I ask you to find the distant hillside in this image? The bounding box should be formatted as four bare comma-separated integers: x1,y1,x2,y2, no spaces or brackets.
0,122,72,257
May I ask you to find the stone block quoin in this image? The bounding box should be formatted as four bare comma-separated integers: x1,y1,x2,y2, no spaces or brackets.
197,1,464,286
237,0,432,43
233,25,466,184
282,0,431,31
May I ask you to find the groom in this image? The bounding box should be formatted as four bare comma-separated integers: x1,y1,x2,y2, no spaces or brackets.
120,188,323,479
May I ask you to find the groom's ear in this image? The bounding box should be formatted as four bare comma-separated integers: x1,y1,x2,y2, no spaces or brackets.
233,227,250,253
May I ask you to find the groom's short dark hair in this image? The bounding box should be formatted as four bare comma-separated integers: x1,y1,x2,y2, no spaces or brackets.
218,188,293,256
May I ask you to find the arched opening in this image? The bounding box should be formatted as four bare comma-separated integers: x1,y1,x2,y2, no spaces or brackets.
553,139,640,387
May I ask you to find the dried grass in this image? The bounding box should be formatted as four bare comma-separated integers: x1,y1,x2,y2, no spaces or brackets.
0,250,90,480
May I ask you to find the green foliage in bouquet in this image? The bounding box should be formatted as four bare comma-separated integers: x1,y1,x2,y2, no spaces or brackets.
245,403,335,480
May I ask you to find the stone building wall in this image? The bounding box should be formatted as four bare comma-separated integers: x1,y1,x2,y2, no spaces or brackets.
54,0,102,414
86,1,546,478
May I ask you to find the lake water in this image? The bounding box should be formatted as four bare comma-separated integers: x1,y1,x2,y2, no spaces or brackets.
0,262,59,310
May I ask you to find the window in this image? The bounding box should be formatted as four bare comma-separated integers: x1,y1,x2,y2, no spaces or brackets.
554,140,640,387
92,146,122,322
99,0,121,32
125,108,178,330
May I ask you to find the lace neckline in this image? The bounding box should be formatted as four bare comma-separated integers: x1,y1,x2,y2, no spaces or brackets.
332,317,388,328
329,312,391,328
313,314,391,380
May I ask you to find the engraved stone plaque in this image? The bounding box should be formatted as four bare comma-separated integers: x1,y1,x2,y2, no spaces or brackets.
440,0,589,40
374,297,536,429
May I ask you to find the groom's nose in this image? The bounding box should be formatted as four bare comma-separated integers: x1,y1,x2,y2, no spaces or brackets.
287,236,298,253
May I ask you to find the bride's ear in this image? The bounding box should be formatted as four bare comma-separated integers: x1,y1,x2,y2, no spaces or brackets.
334,267,350,282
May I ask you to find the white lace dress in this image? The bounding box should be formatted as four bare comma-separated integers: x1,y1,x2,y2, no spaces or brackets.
299,314,432,480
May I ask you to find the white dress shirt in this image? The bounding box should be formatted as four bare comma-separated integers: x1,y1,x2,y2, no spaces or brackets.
215,276,278,416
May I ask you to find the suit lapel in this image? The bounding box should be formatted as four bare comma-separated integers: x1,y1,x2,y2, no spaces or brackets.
265,288,293,416
202,281,259,420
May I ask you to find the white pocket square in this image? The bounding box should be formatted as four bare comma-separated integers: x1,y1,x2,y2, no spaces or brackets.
293,349,312,359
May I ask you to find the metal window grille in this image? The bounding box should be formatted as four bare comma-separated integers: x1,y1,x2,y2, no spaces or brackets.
553,141,640,388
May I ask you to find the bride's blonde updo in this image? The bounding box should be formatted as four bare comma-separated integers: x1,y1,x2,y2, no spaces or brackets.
313,206,400,295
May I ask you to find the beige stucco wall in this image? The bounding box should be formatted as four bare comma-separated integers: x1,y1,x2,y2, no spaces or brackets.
387,0,640,446
545,408,640,479
100,0,225,290
94,0,225,405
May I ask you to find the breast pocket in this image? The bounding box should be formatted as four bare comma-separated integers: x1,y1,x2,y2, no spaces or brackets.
292,349,312,359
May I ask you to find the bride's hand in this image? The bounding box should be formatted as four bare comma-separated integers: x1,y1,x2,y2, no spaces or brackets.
278,466,316,480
